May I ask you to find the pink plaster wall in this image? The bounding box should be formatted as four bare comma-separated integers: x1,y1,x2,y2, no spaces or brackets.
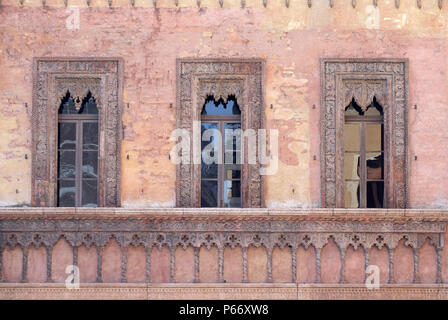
0,5,447,208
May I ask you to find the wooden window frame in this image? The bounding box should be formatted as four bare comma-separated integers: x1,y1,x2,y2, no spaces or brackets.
320,59,409,208
32,58,123,207
200,113,242,208
58,113,99,207
344,113,384,208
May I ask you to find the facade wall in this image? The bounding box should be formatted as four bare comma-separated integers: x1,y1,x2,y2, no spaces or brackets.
0,0,447,208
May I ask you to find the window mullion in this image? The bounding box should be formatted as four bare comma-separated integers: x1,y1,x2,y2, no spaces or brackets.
218,121,224,208
76,121,83,207
360,122,366,208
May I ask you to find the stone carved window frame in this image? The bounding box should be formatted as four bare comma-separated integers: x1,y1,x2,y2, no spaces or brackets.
320,59,409,208
176,58,265,208
32,58,123,207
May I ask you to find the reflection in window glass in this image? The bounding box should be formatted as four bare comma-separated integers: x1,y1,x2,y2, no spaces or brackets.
344,97,384,208
200,96,242,208
57,93,99,207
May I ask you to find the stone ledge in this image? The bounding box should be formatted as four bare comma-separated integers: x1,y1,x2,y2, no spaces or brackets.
1,283,448,300
1,207,448,220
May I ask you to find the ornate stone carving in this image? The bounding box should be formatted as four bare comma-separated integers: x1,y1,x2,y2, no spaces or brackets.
0,208,445,285
320,59,408,208
176,59,264,207
32,58,123,207
55,78,101,110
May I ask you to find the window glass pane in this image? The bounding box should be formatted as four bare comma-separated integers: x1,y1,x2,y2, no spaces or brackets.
82,179,98,207
201,96,241,116
224,164,241,179
366,123,383,151
367,181,384,208
79,94,98,115
201,123,219,179
82,151,98,179
223,180,241,208
58,180,76,207
224,123,241,152
201,180,218,207
58,151,76,179
58,122,76,149
224,151,241,165
344,153,360,180
344,180,360,208
83,122,98,150
344,123,360,151
367,152,383,180
58,92,77,114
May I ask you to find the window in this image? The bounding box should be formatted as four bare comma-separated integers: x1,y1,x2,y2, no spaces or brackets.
200,96,242,207
176,59,264,208
320,59,408,208
32,58,122,207
344,97,384,208
57,91,99,207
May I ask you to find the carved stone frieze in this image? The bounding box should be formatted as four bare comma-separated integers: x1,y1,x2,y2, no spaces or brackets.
32,58,123,207
0,209,445,284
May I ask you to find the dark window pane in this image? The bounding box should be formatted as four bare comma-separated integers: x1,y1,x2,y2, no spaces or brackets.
83,122,99,150
201,96,241,116
345,98,364,116
58,180,76,207
58,91,77,114
201,123,219,178
224,164,241,179
223,180,241,208
367,181,384,208
79,93,98,114
225,151,241,165
82,151,98,178
224,123,241,152
58,151,76,178
201,180,218,207
82,179,98,207
367,152,383,180
58,122,76,149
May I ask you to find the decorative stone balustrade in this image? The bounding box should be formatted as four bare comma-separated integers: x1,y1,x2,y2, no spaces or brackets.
0,208,447,299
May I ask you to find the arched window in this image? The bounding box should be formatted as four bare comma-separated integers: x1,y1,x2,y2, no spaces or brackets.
344,97,384,208
57,91,99,207
200,95,242,207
